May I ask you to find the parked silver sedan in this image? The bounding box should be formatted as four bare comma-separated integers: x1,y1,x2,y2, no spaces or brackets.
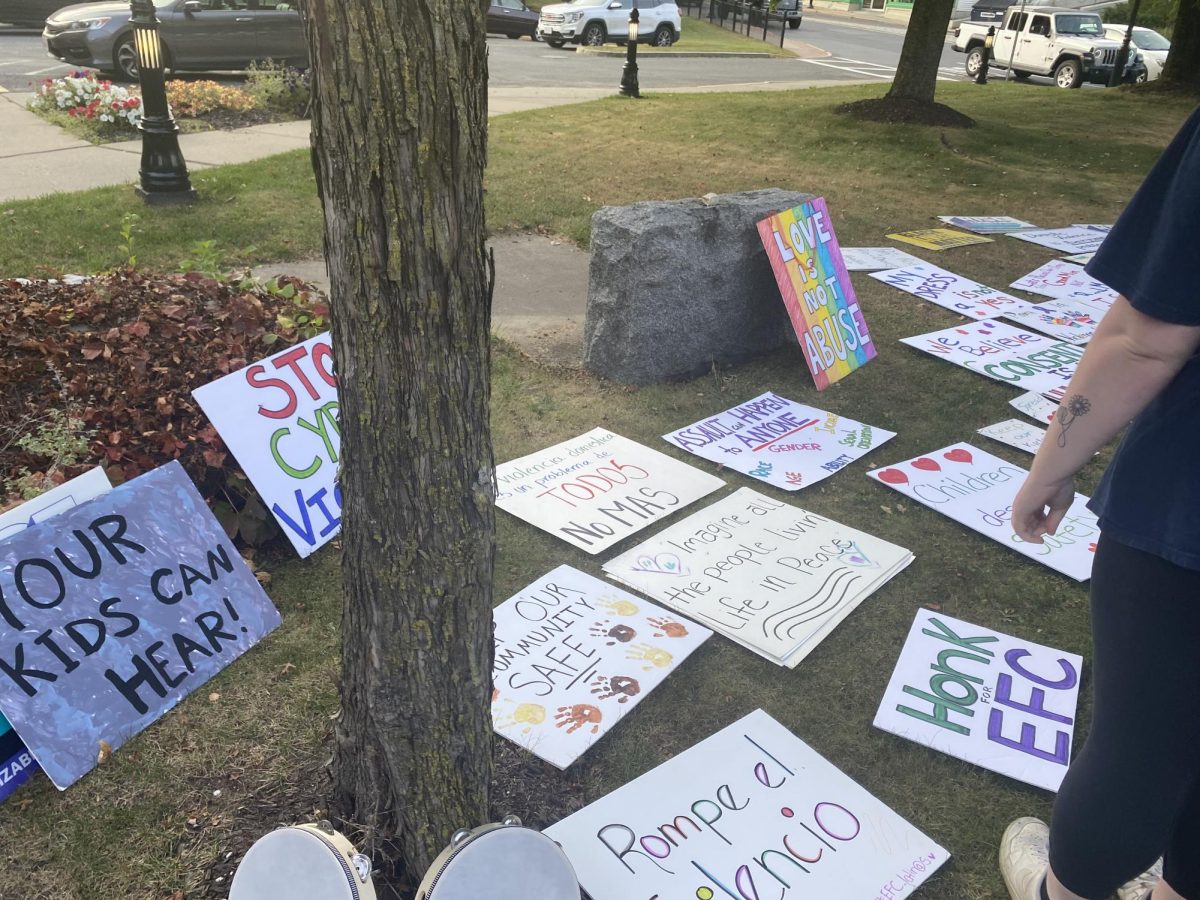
44,0,308,81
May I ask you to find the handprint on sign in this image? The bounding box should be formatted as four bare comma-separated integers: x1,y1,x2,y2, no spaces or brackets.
595,596,640,616
589,674,642,704
588,620,638,645
647,616,689,638
554,704,603,735
494,701,547,735
625,642,674,670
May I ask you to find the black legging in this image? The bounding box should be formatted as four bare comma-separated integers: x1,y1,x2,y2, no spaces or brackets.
1049,533,1200,898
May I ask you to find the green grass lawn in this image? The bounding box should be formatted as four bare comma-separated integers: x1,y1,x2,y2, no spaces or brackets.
647,16,794,55
0,82,1195,899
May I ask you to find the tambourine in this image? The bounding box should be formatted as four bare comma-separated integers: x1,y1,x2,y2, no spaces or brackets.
229,821,376,900
416,815,582,899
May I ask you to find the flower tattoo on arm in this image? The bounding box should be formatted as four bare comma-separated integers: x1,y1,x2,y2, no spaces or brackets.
1056,394,1091,448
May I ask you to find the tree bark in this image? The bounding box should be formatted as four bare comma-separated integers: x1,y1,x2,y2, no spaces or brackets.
304,0,495,878
1162,0,1200,86
887,0,955,103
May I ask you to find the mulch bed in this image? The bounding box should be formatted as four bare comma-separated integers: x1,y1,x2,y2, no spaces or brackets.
836,97,976,128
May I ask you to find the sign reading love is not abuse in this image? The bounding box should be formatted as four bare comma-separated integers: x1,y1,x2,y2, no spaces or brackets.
546,709,948,900
757,198,876,390
868,443,1097,581
193,333,340,558
875,609,1082,792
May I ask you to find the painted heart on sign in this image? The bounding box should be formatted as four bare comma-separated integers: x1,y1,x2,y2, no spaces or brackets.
877,469,908,485
944,449,973,464
911,458,941,472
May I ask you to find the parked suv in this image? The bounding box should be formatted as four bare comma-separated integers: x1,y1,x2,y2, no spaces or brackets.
538,0,681,48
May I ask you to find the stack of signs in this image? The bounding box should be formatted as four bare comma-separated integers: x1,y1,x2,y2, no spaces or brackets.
875,610,1082,792
870,263,1027,320
1011,391,1058,424
0,468,113,801
1008,226,1107,255
839,247,926,272
491,566,709,768
193,333,340,558
868,443,1097,581
937,216,1037,234
978,419,1047,454
756,198,876,390
603,488,912,667
545,709,949,900
886,228,992,251
495,429,723,554
662,392,895,492
900,319,1083,403
0,461,281,789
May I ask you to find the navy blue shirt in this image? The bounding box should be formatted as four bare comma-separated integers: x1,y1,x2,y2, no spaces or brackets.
1086,105,1200,571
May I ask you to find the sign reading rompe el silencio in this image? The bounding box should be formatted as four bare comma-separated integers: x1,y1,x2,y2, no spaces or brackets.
0,462,281,790
757,199,876,390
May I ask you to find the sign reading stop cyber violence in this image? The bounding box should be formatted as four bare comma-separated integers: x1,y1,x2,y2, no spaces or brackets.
757,199,876,390
0,462,281,789
875,609,1082,791
192,333,340,557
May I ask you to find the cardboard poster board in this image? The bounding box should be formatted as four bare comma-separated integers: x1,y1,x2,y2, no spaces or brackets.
1060,253,1094,265
757,198,876,390
0,462,282,789
900,320,1083,403
495,429,724,555
603,488,912,667
662,392,895,492
937,216,1037,234
1008,227,1107,255
492,565,709,769
978,419,1047,454
1010,392,1058,424
839,247,927,272
1010,260,1113,302
870,263,1028,320
193,333,340,558
1002,298,1103,345
886,228,992,251
545,709,949,900
868,443,1097,581
875,609,1082,792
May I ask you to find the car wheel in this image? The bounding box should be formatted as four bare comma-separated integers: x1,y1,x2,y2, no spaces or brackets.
653,24,673,46
506,32,521,38
1135,69,1147,83
964,47,985,77
1054,58,1082,89
547,38,565,47
580,21,606,46
533,31,544,41
788,19,800,29
115,36,140,82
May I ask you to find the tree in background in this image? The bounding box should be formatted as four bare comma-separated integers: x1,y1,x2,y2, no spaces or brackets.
303,0,496,880
887,0,955,104
1162,0,1200,86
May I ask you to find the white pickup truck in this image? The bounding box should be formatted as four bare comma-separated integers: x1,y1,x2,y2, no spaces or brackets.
953,6,1146,88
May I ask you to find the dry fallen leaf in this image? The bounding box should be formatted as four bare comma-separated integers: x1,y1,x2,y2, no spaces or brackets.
208,692,221,703
96,739,112,765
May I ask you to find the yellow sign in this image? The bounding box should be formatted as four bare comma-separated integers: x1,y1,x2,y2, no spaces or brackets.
886,228,994,251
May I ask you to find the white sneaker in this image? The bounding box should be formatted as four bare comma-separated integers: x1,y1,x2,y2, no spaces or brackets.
1116,858,1163,900
999,817,1050,900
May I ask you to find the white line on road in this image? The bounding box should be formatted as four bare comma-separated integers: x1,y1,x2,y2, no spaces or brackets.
25,65,67,75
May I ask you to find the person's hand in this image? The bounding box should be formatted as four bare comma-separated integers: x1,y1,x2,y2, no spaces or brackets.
1012,473,1076,543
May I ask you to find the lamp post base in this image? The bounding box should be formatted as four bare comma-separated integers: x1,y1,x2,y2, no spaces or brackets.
135,185,199,205
619,62,640,98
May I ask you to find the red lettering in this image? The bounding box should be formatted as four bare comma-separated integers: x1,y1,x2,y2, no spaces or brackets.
246,364,298,420
272,346,321,402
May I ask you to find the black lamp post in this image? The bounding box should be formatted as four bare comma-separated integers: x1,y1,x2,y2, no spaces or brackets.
619,6,640,98
129,0,196,204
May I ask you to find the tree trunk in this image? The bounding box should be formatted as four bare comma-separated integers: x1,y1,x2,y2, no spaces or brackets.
1162,0,1200,86
887,0,955,103
304,0,496,879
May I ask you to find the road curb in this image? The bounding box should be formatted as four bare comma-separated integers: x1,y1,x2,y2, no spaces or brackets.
575,47,775,57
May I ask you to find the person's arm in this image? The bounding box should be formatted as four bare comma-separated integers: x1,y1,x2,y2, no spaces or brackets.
1012,296,1200,543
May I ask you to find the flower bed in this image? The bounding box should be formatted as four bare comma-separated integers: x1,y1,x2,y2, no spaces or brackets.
28,71,142,129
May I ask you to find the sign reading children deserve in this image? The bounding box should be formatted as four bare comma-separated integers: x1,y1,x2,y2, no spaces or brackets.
545,709,949,900
757,199,876,390
875,609,1082,792
192,333,340,557
663,392,895,492
495,429,724,555
492,566,709,769
0,462,282,789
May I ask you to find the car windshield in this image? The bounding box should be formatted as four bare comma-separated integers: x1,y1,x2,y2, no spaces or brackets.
1132,29,1171,50
1055,14,1103,36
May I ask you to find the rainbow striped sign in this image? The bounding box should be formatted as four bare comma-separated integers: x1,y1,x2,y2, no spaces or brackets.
757,198,876,390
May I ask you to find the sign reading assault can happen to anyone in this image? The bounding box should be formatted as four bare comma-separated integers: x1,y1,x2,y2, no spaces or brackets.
495,429,724,554
875,609,1082,792
0,462,282,789
192,332,340,557
545,709,949,900
662,392,895,492
757,198,876,390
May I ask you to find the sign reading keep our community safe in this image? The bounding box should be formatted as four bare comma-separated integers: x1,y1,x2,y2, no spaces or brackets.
757,199,876,390
875,609,1082,792
0,462,281,789
193,333,340,557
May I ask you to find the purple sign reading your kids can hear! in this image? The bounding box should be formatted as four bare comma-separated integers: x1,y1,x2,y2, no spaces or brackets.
0,461,281,790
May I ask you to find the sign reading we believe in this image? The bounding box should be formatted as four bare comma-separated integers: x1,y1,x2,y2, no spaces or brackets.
875,609,1082,792
193,333,340,557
